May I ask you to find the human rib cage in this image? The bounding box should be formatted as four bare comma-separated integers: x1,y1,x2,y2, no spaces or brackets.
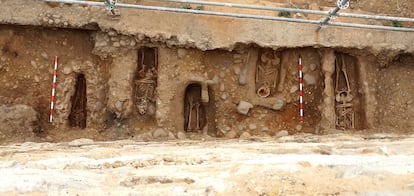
334,53,355,129
255,50,281,98
135,47,158,115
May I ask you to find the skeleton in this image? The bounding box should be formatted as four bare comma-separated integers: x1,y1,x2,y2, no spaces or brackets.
69,74,87,128
135,49,157,115
187,97,201,131
135,68,156,115
184,85,205,132
256,51,280,97
335,54,355,129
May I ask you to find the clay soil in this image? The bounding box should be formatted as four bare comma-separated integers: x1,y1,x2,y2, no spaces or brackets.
0,25,113,143
0,0,413,195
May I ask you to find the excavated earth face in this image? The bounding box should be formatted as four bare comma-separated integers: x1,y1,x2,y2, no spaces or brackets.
0,0,413,195
0,0,413,143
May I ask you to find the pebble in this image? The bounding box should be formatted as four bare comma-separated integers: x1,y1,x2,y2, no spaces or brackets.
48,19,54,25
212,75,219,83
115,100,123,111
68,138,94,147
34,76,40,82
233,54,242,59
63,67,71,74
137,34,145,40
225,130,238,139
221,93,227,100
239,131,251,139
95,102,103,112
130,39,136,47
177,131,187,139
234,59,243,64
111,36,120,42
248,124,257,130
152,128,169,138
303,74,317,85
121,35,129,40
233,66,240,75
276,130,289,137
168,132,176,140
219,71,225,78
108,30,117,37
120,40,128,46
290,86,298,93
113,42,121,48
296,124,303,131
220,83,225,92
310,63,317,71
272,99,285,110
30,60,37,68
96,41,108,47
237,101,253,115
41,52,48,59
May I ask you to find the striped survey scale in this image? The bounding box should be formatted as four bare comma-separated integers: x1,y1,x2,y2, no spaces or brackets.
49,56,58,123
299,57,304,123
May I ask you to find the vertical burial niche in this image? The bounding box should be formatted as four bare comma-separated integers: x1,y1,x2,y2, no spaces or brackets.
333,52,366,130
249,47,324,132
69,74,87,128
183,83,216,134
134,47,158,116
184,84,206,132
255,50,282,98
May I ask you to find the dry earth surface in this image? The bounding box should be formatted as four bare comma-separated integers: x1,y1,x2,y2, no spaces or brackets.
1,134,414,195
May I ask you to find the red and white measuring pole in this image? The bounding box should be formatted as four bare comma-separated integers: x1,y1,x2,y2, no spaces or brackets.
49,56,58,123
298,57,304,123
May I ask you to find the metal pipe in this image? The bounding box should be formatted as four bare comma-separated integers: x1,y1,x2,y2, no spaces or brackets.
329,21,414,32
338,12,414,22
161,0,414,22
43,0,321,24
160,0,330,16
43,0,414,32
317,0,349,31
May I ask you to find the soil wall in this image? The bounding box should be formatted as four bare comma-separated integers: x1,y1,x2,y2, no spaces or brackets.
0,0,413,143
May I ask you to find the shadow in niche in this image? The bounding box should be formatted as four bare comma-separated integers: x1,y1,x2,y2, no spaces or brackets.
183,83,217,136
69,74,87,129
184,84,206,132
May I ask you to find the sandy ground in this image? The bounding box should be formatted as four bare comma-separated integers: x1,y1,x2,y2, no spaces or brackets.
1,133,414,195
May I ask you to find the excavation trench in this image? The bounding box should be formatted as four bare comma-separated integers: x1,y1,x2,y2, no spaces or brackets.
0,24,413,144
